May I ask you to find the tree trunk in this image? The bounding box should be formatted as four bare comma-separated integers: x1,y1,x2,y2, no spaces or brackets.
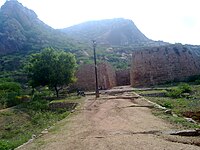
55,86,59,97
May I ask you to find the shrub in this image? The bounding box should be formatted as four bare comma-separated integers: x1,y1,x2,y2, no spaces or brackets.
162,101,173,109
0,78,13,82
166,88,182,98
0,81,22,108
22,99,49,111
166,83,192,98
195,79,200,84
6,92,21,107
0,82,21,93
178,83,192,93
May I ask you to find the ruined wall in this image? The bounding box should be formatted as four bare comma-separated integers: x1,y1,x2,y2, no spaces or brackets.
74,62,116,91
116,69,130,86
74,64,95,90
98,63,116,90
131,44,200,87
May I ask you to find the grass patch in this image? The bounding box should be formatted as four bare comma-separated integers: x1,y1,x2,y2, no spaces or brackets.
0,95,81,150
50,95,82,104
135,83,200,129
152,109,200,129
135,89,166,95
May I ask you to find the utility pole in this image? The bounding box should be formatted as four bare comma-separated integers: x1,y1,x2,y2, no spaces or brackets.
93,40,99,98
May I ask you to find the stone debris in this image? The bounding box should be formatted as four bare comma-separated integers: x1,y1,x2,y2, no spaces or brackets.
168,129,200,136
185,118,197,124
165,109,172,115
41,129,48,134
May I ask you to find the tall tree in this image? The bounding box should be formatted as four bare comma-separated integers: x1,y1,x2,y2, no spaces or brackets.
26,48,76,97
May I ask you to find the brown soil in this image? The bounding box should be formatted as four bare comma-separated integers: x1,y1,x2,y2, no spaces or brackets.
18,87,200,150
183,111,200,122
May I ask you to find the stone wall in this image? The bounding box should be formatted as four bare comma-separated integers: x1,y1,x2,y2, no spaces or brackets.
131,44,200,87
98,63,116,90
116,69,130,86
73,62,116,91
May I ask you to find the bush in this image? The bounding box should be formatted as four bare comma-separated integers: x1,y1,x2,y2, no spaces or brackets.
162,101,173,109
0,82,21,93
179,83,192,93
195,79,200,84
0,78,13,82
166,88,182,98
0,81,22,108
6,92,21,107
22,99,49,111
166,83,192,98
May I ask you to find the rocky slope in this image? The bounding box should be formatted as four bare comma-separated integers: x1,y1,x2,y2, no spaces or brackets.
0,0,78,54
61,18,152,46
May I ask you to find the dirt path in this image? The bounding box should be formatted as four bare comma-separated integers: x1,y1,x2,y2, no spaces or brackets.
18,88,200,150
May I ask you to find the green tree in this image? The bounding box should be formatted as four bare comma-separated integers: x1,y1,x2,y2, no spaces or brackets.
26,48,76,97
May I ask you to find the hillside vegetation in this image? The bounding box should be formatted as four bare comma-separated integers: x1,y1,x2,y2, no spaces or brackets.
0,0,80,54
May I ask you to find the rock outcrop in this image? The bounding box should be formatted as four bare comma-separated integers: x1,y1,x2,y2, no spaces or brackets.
131,44,200,87
61,18,151,46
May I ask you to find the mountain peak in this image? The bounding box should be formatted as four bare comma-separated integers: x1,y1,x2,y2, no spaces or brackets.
61,18,151,46
1,0,37,20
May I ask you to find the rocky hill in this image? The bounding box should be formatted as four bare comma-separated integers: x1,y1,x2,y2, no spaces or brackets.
61,18,169,69
0,0,79,55
1,0,199,72
61,18,152,46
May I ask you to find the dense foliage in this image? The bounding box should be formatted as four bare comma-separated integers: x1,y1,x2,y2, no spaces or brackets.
166,83,192,98
26,48,77,97
0,78,22,108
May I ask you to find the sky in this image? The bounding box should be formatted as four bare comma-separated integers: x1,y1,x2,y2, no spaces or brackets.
0,0,200,45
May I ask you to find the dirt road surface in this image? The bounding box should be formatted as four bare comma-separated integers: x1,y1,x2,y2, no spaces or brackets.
18,87,200,150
